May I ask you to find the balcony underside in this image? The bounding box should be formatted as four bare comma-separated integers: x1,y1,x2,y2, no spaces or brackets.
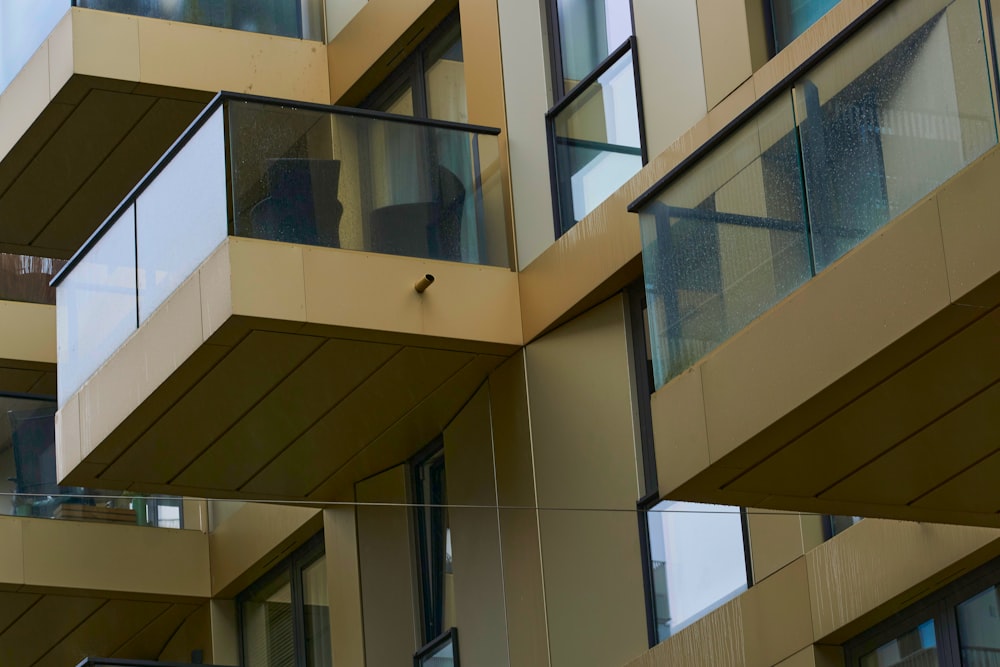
58,238,520,501
0,7,328,258
0,514,209,667
654,144,1000,527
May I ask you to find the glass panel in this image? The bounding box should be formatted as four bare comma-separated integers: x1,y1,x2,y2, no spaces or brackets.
771,0,840,52
640,93,811,388
555,0,632,92
136,107,228,323
418,637,456,667
74,0,323,40
958,586,1000,666
0,0,69,95
795,0,997,271
425,22,467,123
0,393,183,527
553,48,641,235
414,448,454,642
56,205,138,403
227,99,508,266
302,554,332,667
860,619,938,667
0,253,66,305
646,501,749,642
242,569,296,667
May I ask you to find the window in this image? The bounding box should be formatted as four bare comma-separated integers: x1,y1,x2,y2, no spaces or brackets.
411,440,458,664
845,554,1000,666
546,0,645,236
768,0,841,53
363,12,467,123
239,533,331,667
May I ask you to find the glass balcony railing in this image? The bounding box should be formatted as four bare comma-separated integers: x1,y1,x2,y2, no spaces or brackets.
0,253,66,305
72,0,323,40
548,38,644,237
52,93,506,403
0,0,70,95
635,0,998,389
0,393,186,528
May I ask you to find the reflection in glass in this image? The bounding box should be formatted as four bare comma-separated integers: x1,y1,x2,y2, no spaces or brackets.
552,48,641,235
860,619,938,667
646,501,749,642
302,554,332,667
414,447,454,643
0,253,66,305
0,0,68,94
770,0,840,52
555,0,632,92
416,633,457,667
958,586,1000,666
795,0,996,271
241,570,295,667
74,0,323,40
425,21,467,124
640,93,811,388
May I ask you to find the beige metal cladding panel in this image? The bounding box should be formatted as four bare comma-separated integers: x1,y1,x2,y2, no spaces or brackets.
445,385,510,667
741,558,814,667
806,519,1000,641
622,599,745,667
71,8,140,81
356,465,418,667
747,508,812,584
0,301,55,364
697,0,753,110
524,296,646,667
324,508,366,667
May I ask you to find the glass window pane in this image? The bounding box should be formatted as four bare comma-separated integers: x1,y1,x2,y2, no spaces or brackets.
795,0,997,271
425,24,467,123
418,636,456,667
646,501,749,642
771,0,840,52
242,571,296,667
415,448,453,642
553,48,642,235
556,0,632,91
302,555,332,667
958,586,1000,666
860,619,938,667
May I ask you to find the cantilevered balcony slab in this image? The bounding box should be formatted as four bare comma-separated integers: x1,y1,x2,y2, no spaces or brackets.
0,6,329,259
54,94,517,501
649,144,1000,527
0,514,209,666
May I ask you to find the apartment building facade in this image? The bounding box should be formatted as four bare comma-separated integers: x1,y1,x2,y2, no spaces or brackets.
0,0,999,665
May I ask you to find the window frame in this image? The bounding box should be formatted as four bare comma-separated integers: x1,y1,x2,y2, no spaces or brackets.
843,554,1000,666
413,626,461,667
236,531,328,667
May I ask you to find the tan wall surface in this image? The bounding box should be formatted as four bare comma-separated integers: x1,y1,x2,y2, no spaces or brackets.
0,301,55,365
489,352,551,667
324,507,366,667
209,599,240,666
158,602,213,663
444,385,510,666
697,0,753,109
208,501,322,597
356,465,419,666
524,295,647,667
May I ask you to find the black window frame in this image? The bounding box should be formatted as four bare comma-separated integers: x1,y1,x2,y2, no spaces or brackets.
843,553,1000,665
361,10,464,120
413,627,461,667
543,5,648,239
236,531,328,667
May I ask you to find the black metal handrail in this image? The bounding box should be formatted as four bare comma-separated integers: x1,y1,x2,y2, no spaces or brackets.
51,91,501,287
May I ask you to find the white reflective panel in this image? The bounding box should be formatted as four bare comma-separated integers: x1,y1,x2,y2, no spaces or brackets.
136,107,228,323
56,206,138,404
0,0,69,94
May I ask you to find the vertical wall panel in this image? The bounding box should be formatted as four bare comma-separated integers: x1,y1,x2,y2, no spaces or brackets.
324,507,366,667
356,465,418,667
524,295,647,667
444,384,510,667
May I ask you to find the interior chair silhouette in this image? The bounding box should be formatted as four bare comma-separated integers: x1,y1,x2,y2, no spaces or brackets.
250,158,343,247
369,165,466,261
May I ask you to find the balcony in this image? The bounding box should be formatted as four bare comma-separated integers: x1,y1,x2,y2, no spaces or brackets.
0,3,328,268
635,0,1000,525
54,93,519,501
